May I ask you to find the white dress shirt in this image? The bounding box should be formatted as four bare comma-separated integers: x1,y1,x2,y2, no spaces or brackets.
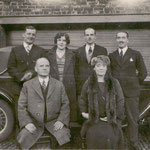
23,42,33,53
118,46,128,57
85,43,95,55
38,76,49,87
85,44,95,63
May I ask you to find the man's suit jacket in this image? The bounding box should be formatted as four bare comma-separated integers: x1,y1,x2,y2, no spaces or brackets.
7,45,45,83
109,48,147,97
17,77,70,149
7,45,45,96
75,44,107,95
46,47,77,122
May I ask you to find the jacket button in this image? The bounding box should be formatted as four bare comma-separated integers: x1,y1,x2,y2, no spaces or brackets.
36,113,40,116
38,104,41,107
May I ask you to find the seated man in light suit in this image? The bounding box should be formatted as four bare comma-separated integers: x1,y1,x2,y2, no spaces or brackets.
17,57,70,149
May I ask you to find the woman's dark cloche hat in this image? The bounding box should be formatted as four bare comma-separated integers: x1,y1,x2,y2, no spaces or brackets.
91,55,110,66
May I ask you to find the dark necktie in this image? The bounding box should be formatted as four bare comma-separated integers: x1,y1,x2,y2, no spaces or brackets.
41,80,47,122
87,47,92,63
42,80,47,91
26,46,31,55
88,46,92,54
120,49,123,58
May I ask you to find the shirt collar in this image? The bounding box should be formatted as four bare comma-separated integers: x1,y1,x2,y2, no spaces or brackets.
85,44,95,53
38,76,49,86
118,46,128,55
23,42,33,52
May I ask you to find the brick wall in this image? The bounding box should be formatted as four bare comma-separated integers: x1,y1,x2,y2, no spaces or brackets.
0,0,150,16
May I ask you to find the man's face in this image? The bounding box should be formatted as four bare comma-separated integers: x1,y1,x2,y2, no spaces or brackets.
84,28,96,45
23,29,36,45
57,36,67,50
116,32,129,48
35,58,50,77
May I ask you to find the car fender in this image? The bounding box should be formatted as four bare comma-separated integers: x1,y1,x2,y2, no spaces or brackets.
0,90,14,106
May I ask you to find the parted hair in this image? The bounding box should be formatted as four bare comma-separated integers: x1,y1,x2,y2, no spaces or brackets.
54,32,70,45
25,26,36,31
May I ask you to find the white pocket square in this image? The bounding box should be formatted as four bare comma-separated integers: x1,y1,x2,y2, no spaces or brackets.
130,58,133,62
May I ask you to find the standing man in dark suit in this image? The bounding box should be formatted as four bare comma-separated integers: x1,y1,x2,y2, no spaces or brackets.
7,26,45,126
109,32,147,150
75,28,108,96
7,26,45,97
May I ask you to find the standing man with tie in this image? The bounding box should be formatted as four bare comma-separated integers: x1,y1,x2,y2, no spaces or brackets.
75,28,107,124
8,26,45,88
109,32,147,150
7,26,45,97
75,28,108,98
17,57,70,149
7,26,45,126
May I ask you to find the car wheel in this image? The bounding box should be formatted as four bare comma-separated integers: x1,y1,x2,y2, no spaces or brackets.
0,99,14,142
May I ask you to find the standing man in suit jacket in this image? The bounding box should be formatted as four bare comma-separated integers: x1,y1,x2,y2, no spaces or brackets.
75,28,108,97
17,57,70,149
109,32,147,150
7,26,45,128
7,26,45,97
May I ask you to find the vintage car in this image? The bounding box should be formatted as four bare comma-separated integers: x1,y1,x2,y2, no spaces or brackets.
0,46,150,143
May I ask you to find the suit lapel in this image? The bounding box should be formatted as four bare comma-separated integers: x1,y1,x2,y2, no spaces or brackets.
32,77,44,100
122,48,132,65
29,45,36,58
63,49,72,75
81,45,88,63
19,45,28,62
48,48,59,78
91,44,98,58
89,45,100,63
113,50,122,66
47,78,56,99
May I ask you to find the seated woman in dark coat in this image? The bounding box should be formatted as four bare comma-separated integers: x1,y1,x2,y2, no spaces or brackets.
79,55,125,149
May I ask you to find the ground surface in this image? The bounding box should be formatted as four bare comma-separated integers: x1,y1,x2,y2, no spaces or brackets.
0,125,149,150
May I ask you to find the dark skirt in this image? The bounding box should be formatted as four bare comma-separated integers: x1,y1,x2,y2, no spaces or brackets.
86,120,124,149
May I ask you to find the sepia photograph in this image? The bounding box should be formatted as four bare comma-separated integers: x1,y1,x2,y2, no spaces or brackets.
0,0,150,149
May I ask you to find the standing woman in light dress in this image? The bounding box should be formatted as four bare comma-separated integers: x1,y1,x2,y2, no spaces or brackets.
79,55,125,149
46,32,77,123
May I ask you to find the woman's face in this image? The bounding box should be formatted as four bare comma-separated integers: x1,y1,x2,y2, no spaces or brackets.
94,62,107,77
57,36,67,50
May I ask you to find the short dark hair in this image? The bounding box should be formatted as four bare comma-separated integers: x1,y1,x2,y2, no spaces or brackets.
25,26,36,32
54,32,70,45
116,31,129,38
84,28,96,35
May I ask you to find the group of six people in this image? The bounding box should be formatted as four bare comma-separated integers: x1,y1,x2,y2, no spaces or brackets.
7,26,147,150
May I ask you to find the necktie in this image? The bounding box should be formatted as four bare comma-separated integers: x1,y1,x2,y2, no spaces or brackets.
87,47,92,63
42,80,47,91
41,80,47,122
26,45,30,54
120,49,123,58
88,46,92,55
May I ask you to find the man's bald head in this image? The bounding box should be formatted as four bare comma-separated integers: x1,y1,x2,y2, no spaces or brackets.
35,57,49,65
35,57,50,78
